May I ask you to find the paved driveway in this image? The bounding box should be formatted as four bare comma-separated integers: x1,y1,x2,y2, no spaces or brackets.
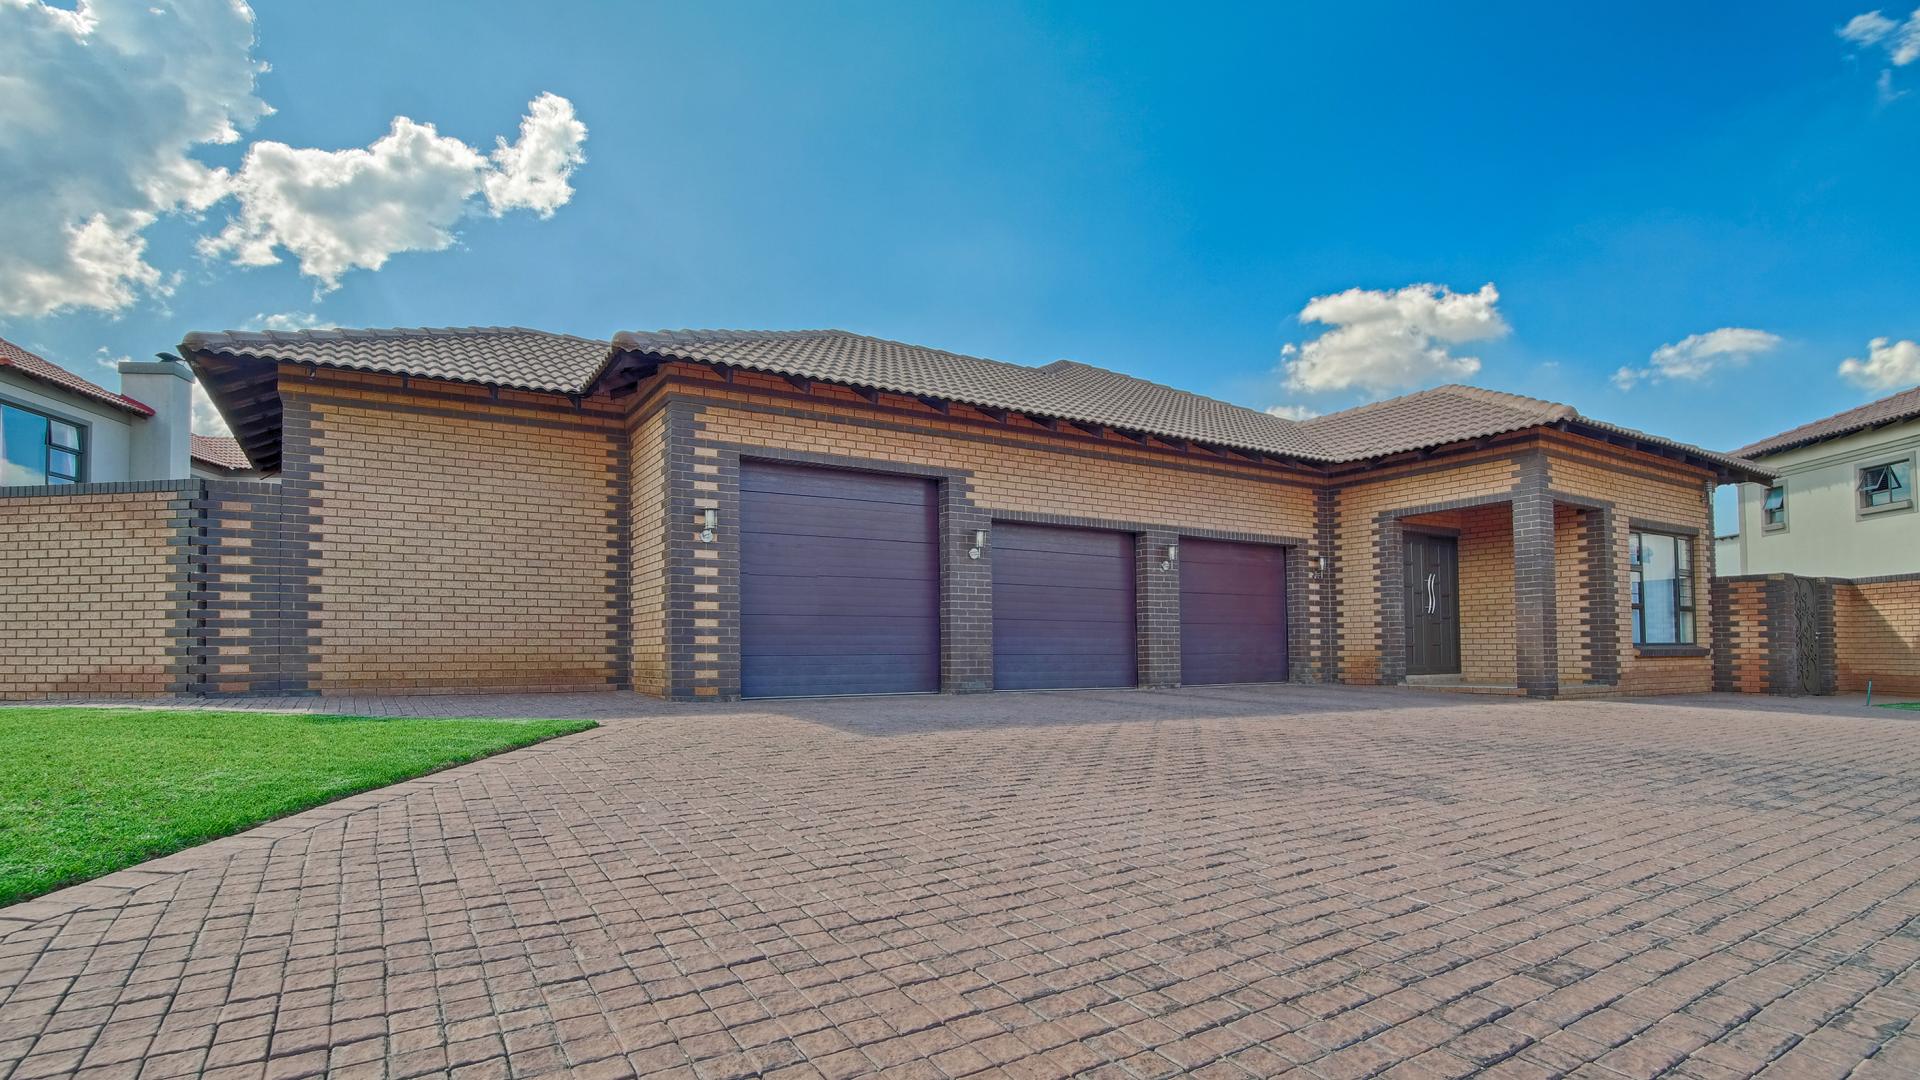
3,686,1919,1080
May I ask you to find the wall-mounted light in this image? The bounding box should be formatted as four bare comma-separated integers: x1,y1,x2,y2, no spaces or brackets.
699,508,718,544
1161,543,1179,572
968,528,988,561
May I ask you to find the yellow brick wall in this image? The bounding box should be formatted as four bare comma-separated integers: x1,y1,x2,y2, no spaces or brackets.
288,375,627,694
1398,504,1517,683
1834,578,1920,693
1714,577,1774,694
1545,439,1715,695
1332,449,1523,683
674,372,1319,536
0,489,187,699
628,406,669,695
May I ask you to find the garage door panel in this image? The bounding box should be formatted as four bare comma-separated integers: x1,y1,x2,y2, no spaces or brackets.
739,491,934,541
993,524,1135,690
741,656,940,698
740,463,932,504
991,587,1135,621
740,462,939,698
741,535,937,580
741,577,936,618
1180,539,1287,685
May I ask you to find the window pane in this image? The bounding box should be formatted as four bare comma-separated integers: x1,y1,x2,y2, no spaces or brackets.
1638,533,1680,644
1893,461,1912,499
47,448,79,479
0,403,50,486
1763,486,1784,511
48,421,80,450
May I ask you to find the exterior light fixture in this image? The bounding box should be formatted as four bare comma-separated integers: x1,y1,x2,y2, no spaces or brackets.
699,508,718,544
1161,543,1179,572
968,528,988,561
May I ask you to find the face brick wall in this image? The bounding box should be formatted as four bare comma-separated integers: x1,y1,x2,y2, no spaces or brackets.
1554,503,1594,685
284,373,628,694
1545,440,1715,695
1834,576,1920,694
0,485,191,699
627,407,670,696
1711,575,1781,694
1398,504,1517,684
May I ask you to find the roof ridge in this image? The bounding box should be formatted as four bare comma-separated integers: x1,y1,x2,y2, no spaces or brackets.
1731,382,1920,458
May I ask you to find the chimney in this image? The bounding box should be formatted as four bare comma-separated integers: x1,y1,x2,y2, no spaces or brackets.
119,354,195,480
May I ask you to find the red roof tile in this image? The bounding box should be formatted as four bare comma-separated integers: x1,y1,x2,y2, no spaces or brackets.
0,336,152,416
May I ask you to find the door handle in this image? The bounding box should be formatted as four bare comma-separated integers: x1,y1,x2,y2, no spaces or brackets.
1426,572,1437,615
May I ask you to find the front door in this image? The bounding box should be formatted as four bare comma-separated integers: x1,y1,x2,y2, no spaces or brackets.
1404,532,1460,676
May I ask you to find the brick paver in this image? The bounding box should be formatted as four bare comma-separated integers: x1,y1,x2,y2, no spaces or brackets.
3,685,1920,1079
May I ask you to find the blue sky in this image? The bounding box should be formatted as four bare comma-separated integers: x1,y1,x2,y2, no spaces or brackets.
5,1,1919,530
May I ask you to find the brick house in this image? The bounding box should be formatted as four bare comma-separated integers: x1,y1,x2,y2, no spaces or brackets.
0,326,1770,701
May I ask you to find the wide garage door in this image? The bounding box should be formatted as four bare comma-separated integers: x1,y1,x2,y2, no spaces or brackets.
740,462,939,698
993,524,1136,690
1180,539,1288,684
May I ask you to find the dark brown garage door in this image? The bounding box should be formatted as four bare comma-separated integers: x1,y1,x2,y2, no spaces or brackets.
992,524,1136,690
739,462,939,698
1179,539,1288,685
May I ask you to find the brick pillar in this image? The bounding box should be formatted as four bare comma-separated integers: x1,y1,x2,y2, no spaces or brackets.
1512,469,1559,698
1585,505,1619,685
1376,514,1408,685
943,490,993,692
663,401,735,701
1137,528,1181,687
1311,489,1339,683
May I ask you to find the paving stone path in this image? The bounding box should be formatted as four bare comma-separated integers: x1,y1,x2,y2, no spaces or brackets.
3,686,1918,1079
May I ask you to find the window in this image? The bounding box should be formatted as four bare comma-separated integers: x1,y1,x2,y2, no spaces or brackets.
1858,459,1912,512
0,401,84,486
1630,531,1694,645
1762,484,1786,529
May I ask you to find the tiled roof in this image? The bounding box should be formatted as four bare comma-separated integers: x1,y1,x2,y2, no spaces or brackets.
190,434,251,472
610,329,1326,458
1731,384,1920,459
183,324,1767,480
0,336,153,416
181,326,610,394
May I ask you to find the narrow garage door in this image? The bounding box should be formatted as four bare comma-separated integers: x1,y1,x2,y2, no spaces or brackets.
1180,539,1288,684
992,524,1136,690
740,462,939,698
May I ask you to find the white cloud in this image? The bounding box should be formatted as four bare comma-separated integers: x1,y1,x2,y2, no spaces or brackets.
1281,283,1507,395
0,0,586,316
1840,11,1899,47
482,93,588,218
1838,337,1920,390
1613,327,1782,389
191,382,232,437
0,0,268,317
1264,404,1320,421
1839,9,1920,96
201,94,589,290
244,311,328,332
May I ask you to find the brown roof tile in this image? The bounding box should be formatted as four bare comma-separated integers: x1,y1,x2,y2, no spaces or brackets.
184,324,1766,480
190,434,251,472
1731,384,1920,459
0,336,153,416
181,326,609,394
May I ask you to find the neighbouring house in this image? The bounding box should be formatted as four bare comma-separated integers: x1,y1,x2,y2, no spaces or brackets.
0,324,1773,701
0,336,259,484
1709,385,1920,696
1725,385,1920,579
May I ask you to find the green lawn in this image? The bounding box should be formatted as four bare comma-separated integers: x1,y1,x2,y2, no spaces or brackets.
0,708,595,907
1876,701,1920,711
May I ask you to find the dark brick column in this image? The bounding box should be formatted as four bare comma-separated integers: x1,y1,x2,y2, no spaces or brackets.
663,401,736,701
1585,505,1619,686
1310,488,1340,683
1136,528,1181,687
1512,457,1559,698
943,489,993,693
1375,515,1407,685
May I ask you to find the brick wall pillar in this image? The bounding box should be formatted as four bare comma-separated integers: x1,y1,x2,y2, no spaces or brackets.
943,492,994,692
1137,528,1181,687
1375,515,1408,685
1513,472,1560,698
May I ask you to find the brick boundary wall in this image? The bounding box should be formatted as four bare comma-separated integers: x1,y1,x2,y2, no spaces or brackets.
0,478,311,699
1712,571,1920,696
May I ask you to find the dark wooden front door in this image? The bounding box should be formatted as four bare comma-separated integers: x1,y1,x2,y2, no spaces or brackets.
1403,532,1460,676
739,462,940,698
992,524,1136,690
1179,539,1289,685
